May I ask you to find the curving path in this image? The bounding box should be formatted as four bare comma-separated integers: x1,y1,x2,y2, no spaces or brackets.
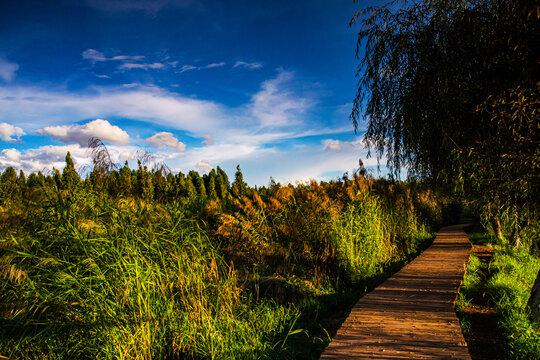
320,224,472,359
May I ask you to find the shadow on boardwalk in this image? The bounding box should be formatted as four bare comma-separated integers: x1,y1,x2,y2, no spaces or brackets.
320,225,472,359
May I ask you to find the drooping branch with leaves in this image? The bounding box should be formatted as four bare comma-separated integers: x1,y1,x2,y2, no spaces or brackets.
351,0,539,240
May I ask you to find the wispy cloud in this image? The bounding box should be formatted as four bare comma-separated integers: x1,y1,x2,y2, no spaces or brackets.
0,70,367,183
205,62,226,68
180,65,197,72
117,62,166,70
0,122,25,142
322,138,363,151
82,49,165,71
0,143,143,173
180,62,226,73
202,134,213,146
196,160,213,173
323,139,342,151
0,58,19,82
146,132,186,152
82,49,144,63
36,119,130,146
233,61,262,70
0,144,91,173
250,70,309,128
0,85,223,133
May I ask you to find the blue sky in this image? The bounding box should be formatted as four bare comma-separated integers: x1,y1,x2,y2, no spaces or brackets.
0,0,387,185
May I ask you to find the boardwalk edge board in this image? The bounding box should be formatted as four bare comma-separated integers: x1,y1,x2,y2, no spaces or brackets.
320,225,472,359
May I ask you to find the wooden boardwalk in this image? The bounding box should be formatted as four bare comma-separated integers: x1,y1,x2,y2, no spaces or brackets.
320,225,472,359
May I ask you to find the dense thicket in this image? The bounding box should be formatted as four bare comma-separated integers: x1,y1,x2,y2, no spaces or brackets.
0,151,453,359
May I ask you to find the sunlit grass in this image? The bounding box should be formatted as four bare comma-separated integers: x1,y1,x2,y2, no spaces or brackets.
487,246,540,359
0,171,448,359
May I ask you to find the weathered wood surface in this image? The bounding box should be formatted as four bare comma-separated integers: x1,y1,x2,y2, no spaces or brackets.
320,224,472,359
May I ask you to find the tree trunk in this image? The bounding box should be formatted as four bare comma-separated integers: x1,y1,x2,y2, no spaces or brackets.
510,224,521,248
490,215,504,240
527,269,540,323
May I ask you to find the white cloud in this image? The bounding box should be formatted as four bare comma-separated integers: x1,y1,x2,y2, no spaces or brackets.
0,122,25,142
82,49,107,62
83,49,146,63
205,62,226,68
0,143,142,173
323,139,342,151
233,61,262,70
250,70,309,127
119,151,136,161
196,160,213,173
180,62,226,73
322,139,364,151
0,58,19,82
146,132,186,152
202,134,213,146
0,85,223,133
82,49,164,71
110,55,146,62
0,70,369,184
118,62,165,70
2,148,20,162
180,65,197,73
36,119,130,146
0,144,91,173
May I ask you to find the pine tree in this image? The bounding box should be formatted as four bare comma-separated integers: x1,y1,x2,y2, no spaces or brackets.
185,176,197,200
62,152,81,191
216,166,230,199
196,177,207,198
176,172,187,198
118,161,132,196
138,165,154,201
207,172,217,199
231,165,248,197
0,167,18,203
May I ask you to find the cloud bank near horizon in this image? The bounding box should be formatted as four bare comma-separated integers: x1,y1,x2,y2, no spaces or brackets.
0,70,373,184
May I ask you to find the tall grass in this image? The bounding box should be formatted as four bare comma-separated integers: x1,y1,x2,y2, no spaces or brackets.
0,193,298,359
458,225,540,360
0,171,448,359
487,246,540,359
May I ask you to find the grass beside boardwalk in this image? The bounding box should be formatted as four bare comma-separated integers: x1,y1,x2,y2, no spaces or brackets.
0,159,453,359
0,201,296,359
457,229,540,360
488,246,540,359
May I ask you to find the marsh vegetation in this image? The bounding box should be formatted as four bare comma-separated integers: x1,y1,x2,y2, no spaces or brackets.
0,149,453,359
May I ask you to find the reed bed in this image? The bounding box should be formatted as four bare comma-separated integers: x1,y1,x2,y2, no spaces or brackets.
0,160,450,359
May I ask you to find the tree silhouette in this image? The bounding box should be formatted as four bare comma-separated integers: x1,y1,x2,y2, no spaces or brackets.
351,0,538,234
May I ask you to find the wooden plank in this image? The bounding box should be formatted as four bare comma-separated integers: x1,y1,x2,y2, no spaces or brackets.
320,225,472,359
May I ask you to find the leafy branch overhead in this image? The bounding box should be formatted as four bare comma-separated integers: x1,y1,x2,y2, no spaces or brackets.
351,0,539,238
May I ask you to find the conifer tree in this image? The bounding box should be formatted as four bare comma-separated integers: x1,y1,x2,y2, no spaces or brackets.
176,172,187,198
196,177,207,198
231,165,248,197
62,152,81,191
53,168,62,189
0,167,18,203
166,173,176,200
207,171,217,199
216,166,230,199
137,165,154,201
185,176,197,200
118,161,132,196
27,173,40,188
